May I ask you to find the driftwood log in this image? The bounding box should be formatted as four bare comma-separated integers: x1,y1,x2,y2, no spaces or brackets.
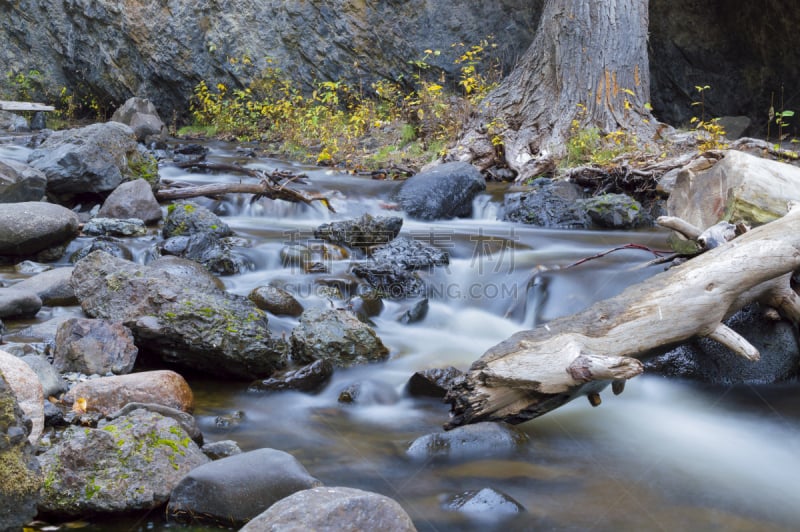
445,205,800,428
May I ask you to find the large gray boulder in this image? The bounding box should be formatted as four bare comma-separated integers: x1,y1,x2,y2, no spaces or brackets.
111,97,166,141
502,178,590,228
407,422,528,461
27,122,140,199
0,201,80,258
167,448,321,527
397,162,486,220
11,266,77,306
71,251,287,379
290,308,389,367
97,178,163,224
53,317,138,375
0,370,41,531
241,486,417,532
0,158,47,203
38,408,209,516
0,287,42,319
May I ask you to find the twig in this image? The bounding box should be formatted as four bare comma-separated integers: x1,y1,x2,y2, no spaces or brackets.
565,243,671,269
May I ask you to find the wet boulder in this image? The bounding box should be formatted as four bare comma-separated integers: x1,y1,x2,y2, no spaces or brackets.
53,318,138,375
69,236,133,263
241,486,416,532
159,232,252,275
249,359,333,394
63,370,194,416
646,304,800,384
0,287,42,319
579,193,650,229
82,217,147,237
290,308,389,367
27,121,141,199
441,487,526,524
19,354,68,398
407,422,528,461
351,262,425,300
11,266,77,306
0,349,45,444
111,97,166,142
397,161,486,220
147,255,225,291
71,251,287,379
0,370,42,531
370,236,449,270
162,200,232,238
0,201,80,259
167,448,321,527
38,408,209,516
0,158,47,203
249,284,304,317
502,178,590,228
406,366,464,398
97,178,162,223
338,379,400,405
314,213,403,248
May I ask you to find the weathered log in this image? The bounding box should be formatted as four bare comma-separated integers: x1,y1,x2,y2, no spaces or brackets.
445,205,800,428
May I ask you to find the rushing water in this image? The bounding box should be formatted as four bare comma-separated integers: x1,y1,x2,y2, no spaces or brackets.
2,140,800,531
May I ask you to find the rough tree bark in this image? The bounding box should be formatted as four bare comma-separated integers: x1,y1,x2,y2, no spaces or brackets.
453,0,660,181
445,205,800,428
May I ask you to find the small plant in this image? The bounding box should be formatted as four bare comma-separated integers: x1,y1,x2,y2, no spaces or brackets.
690,85,728,151
768,86,795,152
564,104,638,166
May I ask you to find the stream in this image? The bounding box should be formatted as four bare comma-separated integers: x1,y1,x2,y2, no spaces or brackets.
2,140,800,531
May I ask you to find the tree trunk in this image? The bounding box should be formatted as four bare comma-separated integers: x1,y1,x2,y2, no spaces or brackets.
445,205,800,428
453,0,659,181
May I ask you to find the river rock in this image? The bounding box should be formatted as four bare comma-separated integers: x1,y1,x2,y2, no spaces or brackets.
241,486,417,532
11,266,77,306
0,158,47,203
19,354,68,398
397,162,486,220
397,298,429,324
71,251,287,379
54,317,138,375
0,201,80,258
407,422,528,461
441,487,526,522
38,408,209,516
0,287,42,318
667,149,800,230
166,448,321,527
63,370,194,416
111,97,166,142
0,370,42,531
370,236,449,270
82,217,148,237
97,178,163,223
249,359,333,394
406,366,464,398
290,308,389,367
0,349,45,444
147,255,226,291
645,304,800,384
159,232,251,275
162,200,232,238
579,193,650,229
249,284,304,317
502,178,590,228
201,439,242,460
314,213,403,248
351,262,425,299
338,379,400,405
0,110,29,132
69,236,133,263
27,121,141,199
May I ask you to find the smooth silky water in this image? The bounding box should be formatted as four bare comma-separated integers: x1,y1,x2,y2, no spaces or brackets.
2,141,799,531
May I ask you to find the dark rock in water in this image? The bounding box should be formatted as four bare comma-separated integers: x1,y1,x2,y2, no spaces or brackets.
398,298,429,324
54,317,138,375
646,304,800,384
82,217,147,236
0,371,41,531
111,97,166,142
174,143,208,156
38,409,208,516
397,161,486,220
97,178,163,224
159,232,252,275
351,262,425,300
290,308,389,367
0,201,80,258
162,200,232,238
406,366,464,398
371,236,449,270
0,288,42,319
407,422,528,461
27,122,140,199
240,486,416,532
338,379,400,405
214,410,245,429
249,284,304,317
167,448,321,527
201,439,242,460
0,158,47,203
249,359,333,394
348,291,384,320
71,251,287,380
314,213,403,248
70,236,133,263
502,178,590,228
579,193,650,229
441,487,526,518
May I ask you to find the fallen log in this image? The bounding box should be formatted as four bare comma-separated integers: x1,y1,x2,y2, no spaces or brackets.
445,205,800,428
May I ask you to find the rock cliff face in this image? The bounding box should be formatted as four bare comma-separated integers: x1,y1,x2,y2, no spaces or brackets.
1,0,797,134
0,0,540,118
